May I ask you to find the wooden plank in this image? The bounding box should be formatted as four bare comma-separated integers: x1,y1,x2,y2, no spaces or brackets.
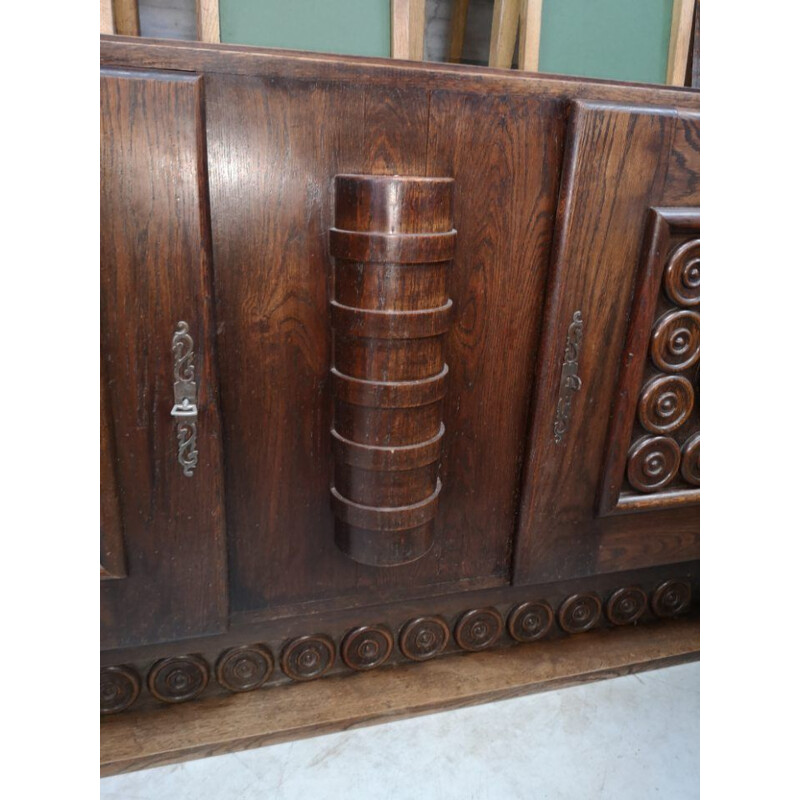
447,0,470,63
112,0,140,36
196,0,220,43
391,0,426,60
100,0,115,34
101,617,699,776
489,0,520,69
518,0,543,71
666,0,695,85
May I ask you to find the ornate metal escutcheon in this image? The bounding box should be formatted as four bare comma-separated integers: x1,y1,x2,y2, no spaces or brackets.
553,310,584,444
170,321,198,477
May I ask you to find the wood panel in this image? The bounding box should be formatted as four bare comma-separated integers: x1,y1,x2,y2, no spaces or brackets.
514,101,700,585
101,358,126,579
100,68,228,648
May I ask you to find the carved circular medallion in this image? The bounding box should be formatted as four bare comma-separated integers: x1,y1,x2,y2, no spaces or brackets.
681,432,700,486
281,635,336,681
507,601,555,643
341,625,393,671
638,374,694,434
652,579,692,618
147,655,209,704
454,608,503,651
627,435,681,493
215,645,274,693
605,587,648,626
399,616,450,662
650,310,700,372
100,665,140,715
663,239,700,307
558,594,602,633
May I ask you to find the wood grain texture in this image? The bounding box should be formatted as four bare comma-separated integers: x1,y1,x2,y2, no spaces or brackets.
391,0,426,61
667,0,695,85
101,616,699,776
489,0,520,69
101,0,115,34
195,0,220,43
518,0,543,71
100,68,228,647
447,0,470,63
101,358,126,580
112,0,140,36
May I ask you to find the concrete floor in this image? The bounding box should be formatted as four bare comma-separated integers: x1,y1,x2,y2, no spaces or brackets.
100,661,699,800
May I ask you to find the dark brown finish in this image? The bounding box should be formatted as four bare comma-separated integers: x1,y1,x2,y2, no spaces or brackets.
652,579,693,618
100,360,126,580
101,666,141,715
340,625,394,670
605,588,648,626
454,608,503,651
147,655,210,704
507,602,554,643
100,67,228,649
280,636,336,682
558,594,602,634
399,616,450,661
681,432,701,486
215,645,274,693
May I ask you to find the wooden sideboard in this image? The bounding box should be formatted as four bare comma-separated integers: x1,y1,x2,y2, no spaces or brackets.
100,35,699,732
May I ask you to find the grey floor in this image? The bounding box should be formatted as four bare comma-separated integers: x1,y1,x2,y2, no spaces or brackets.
100,661,699,800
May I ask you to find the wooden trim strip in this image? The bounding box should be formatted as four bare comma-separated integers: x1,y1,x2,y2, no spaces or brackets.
196,0,221,44
330,478,442,530
331,299,453,339
329,228,457,263
332,366,448,408
667,0,696,85
331,424,445,470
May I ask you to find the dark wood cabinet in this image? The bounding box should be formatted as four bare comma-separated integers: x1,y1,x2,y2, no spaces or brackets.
100,37,699,719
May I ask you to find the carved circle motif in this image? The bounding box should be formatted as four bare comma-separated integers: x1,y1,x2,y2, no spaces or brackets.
627,435,681,493
281,635,336,681
558,593,602,634
147,655,209,704
681,432,700,486
454,607,503,651
399,616,450,661
507,601,555,643
100,665,141,715
663,239,700,307
605,587,648,626
215,644,274,693
650,310,700,372
652,579,693,618
341,625,394,671
638,374,694,434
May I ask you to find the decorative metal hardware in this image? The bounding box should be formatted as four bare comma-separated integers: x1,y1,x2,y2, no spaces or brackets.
170,321,198,476
553,310,584,444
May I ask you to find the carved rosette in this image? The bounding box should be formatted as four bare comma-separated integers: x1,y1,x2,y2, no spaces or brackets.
558,593,602,633
638,374,694,434
399,616,450,661
329,174,456,567
627,435,682,493
652,579,692,618
507,601,555,643
605,587,648,626
341,625,394,671
681,432,700,486
651,309,700,373
215,645,274,693
147,655,209,704
100,665,141,715
281,635,336,681
663,239,700,307
454,608,503,651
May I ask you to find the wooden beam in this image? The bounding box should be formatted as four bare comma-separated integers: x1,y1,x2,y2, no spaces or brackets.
518,0,543,71
196,0,221,44
101,617,699,776
666,0,695,85
391,0,426,61
448,0,470,63
112,0,140,37
100,0,115,35
488,0,521,69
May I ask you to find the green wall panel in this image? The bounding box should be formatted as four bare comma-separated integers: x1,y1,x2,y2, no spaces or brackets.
220,0,391,58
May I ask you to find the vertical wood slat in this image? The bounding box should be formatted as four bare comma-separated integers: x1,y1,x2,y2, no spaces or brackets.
112,0,140,36
447,0,470,63
666,0,695,85
196,0,221,43
391,0,426,60
518,0,543,71
488,0,521,69
100,0,115,34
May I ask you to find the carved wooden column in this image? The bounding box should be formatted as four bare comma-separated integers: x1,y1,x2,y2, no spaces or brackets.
329,175,456,566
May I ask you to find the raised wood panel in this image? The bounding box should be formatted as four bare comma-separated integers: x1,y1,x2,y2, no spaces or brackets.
513,101,700,585
100,68,228,648
101,358,126,580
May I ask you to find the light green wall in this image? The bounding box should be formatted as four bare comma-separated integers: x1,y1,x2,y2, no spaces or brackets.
539,0,674,84
220,0,391,58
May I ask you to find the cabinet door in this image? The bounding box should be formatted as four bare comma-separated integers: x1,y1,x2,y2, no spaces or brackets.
514,101,700,584
100,69,228,649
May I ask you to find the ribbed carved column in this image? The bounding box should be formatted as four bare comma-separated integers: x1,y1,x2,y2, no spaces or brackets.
329,174,456,567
